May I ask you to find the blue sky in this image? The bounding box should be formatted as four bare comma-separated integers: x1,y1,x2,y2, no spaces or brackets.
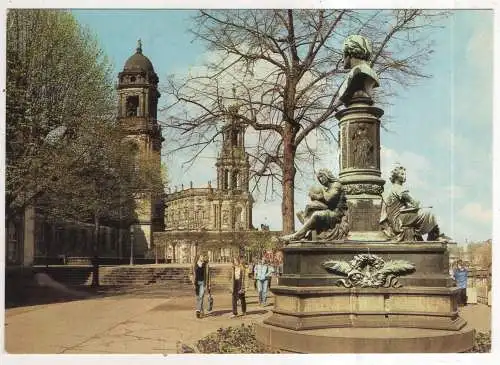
72,9,493,243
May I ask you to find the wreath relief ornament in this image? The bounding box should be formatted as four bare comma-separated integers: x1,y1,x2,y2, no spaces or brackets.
322,254,416,288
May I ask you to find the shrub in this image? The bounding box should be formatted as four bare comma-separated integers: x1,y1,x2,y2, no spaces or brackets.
466,331,491,353
196,324,271,353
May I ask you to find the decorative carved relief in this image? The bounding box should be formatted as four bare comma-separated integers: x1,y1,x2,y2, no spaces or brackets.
322,254,416,288
352,123,374,168
343,183,383,195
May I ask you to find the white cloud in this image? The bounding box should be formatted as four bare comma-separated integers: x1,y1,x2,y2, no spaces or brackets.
459,203,492,223
455,17,493,125
380,146,431,189
432,128,492,189
465,25,493,70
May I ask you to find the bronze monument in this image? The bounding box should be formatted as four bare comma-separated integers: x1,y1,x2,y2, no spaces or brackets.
256,35,474,353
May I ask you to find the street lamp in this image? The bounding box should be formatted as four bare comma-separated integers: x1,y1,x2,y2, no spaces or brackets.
129,225,134,265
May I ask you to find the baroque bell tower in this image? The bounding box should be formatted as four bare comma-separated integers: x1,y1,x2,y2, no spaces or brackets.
214,104,253,230
117,40,164,255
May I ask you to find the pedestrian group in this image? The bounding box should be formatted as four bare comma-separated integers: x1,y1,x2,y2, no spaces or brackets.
191,254,279,319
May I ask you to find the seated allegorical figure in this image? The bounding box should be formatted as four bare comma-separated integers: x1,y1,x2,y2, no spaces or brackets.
380,165,450,242
281,169,349,242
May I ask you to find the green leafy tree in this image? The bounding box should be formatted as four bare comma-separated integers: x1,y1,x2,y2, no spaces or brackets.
246,230,280,261
6,9,114,222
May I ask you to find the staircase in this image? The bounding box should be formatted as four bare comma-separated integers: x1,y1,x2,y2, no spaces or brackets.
23,264,234,291
6,264,236,308
98,264,233,291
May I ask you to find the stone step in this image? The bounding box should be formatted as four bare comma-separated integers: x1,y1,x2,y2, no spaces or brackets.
28,265,236,290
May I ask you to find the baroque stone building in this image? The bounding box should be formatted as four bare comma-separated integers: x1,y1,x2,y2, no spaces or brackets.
117,40,164,256
160,115,254,263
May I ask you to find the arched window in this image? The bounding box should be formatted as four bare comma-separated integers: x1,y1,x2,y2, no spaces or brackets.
231,130,238,146
223,169,230,190
232,170,239,189
126,95,139,116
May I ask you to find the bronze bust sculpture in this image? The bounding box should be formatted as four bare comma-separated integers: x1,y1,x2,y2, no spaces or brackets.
336,34,380,107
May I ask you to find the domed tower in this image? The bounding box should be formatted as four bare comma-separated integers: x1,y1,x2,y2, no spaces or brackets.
117,40,164,256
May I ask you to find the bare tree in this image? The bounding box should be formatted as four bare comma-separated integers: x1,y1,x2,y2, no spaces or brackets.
164,9,446,233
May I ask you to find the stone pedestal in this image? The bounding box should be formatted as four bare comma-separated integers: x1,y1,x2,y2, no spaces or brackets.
255,241,474,352
255,324,475,353
336,98,387,241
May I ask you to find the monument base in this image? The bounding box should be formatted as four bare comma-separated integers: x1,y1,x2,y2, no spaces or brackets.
257,241,474,352
265,285,465,331
255,322,475,353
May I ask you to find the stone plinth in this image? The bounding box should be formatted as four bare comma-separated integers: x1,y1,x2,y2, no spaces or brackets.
255,323,475,353
265,285,465,331
280,241,454,287
255,241,474,352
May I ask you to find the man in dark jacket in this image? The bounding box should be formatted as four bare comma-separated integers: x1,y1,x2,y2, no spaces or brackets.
192,254,211,318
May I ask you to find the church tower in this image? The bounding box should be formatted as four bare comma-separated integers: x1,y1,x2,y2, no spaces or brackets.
117,40,164,255
214,106,253,230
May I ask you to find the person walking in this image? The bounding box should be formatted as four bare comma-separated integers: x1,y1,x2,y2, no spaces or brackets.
269,259,278,290
254,257,274,306
230,257,247,317
453,260,468,306
192,254,211,318
250,259,257,290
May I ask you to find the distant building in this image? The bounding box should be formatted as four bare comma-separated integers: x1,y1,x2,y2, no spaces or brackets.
164,119,253,232
448,239,492,271
157,112,255,263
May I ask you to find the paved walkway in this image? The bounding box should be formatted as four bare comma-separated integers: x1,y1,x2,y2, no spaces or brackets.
459,303,491,333
3,287,491,354
5,287,273,354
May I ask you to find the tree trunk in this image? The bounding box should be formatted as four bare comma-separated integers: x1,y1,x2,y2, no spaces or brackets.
282,127,297,234
91,213,100,287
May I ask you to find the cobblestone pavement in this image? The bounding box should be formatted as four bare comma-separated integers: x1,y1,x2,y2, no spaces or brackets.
3,286,491,354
